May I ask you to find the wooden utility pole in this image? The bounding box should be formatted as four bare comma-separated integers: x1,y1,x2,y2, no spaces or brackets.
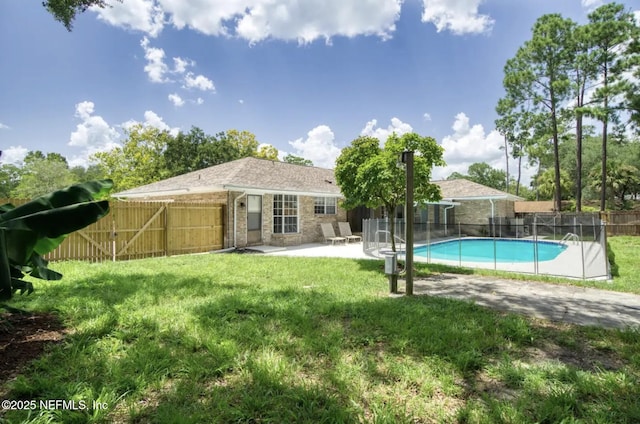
403,150,414,296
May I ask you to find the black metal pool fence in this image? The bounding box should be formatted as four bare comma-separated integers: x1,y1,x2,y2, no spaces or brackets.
362,215,610,280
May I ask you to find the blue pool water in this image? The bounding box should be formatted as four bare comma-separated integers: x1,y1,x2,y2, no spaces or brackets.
414,238,567,263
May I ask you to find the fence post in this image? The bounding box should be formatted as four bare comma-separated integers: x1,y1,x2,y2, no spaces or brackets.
580,224,585,280
165,202,169,257
533,215,538,275
458,222,462,267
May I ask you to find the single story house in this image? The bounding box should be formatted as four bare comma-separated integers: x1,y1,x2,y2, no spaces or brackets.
350,179,524,231
430,179,524,225
113,157,346,248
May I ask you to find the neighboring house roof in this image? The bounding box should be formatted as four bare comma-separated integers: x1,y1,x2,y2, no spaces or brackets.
433,179,524,201
114,157,342,198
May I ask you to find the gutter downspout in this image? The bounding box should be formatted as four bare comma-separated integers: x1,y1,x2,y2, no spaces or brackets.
444,204,455,236
233,192,247,248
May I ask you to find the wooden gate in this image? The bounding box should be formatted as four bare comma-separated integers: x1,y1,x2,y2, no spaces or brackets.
0,199,225,261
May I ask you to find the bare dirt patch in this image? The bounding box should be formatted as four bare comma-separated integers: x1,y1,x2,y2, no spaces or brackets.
0,311,67,387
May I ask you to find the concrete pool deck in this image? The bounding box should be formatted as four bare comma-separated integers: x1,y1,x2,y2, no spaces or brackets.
250,242,639,330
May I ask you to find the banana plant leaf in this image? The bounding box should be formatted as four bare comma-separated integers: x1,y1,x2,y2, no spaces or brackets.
0,179,113,300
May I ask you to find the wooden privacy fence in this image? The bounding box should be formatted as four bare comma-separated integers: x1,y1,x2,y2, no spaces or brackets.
0,199,225,261
600,211,640,236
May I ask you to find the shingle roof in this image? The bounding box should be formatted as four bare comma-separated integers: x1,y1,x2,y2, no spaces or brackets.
433,179,523,201
114,157,342,198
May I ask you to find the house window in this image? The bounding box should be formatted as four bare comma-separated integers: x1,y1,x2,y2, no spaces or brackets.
273,194,298,233
314,197,337,215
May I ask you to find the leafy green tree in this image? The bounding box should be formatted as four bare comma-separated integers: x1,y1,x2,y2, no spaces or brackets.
23,151,68,167
585,3,639,211
446,172,467,180
283,154,313,166
335,133,444,251
589,160,640,209
43,0,121,31
494,97,538,194
446,163,509,191
91,124,171,191
23,151,45,164
503,14,575,212
12,157,77,199
536,168,574,203
256,144,279,160
467,163,508,191
567,22,599,212
70,165,105,183
164,127,241,177
0,165,22,198
226,129,260,158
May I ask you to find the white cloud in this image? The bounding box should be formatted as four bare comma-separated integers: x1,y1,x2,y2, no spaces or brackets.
140,37,169,83
93,0,165,37
234,0,402,44
0,122,9,130
432,112,535,185
94,1,498,42
69,101,120,148
183,72,215,91
360,117,413,144
67,101,121,167
140,38,214,92
172,57,193,74
421,0,494,35
2,146,28,165
581,0,604,9
238,99,244,104
288,125,341,168
195,97,204,105
168,93,185,107
123,110,180,136
93,0,403,43
423,113,431,121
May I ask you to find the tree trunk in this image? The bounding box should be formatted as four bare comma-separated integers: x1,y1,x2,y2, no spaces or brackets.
516,154,522,197
600,65,609,212
576,111,583,212
550,94,562,212
387,203,397,252
503,135,510,193
600,117,608,211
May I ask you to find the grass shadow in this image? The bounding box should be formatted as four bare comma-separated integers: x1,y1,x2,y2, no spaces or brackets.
1,255,639,422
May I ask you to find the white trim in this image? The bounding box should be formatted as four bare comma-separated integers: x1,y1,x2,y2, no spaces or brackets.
419,200,461,206
314,196,338,215
114,185,225,198
445,195,512,202
272,194,299,234
223,184,341,198
443,195,517,201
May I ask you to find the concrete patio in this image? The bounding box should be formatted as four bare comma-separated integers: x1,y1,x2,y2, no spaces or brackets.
251,242,373,260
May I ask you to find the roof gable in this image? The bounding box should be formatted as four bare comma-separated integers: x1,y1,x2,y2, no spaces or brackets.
114,157,342,198
433,179,523,201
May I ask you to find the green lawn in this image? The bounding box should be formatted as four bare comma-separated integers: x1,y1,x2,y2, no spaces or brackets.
1,238,639,423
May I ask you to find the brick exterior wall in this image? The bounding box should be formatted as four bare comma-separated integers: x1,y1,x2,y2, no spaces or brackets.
143,190,512,247
231,193,347,248
454,199,515,224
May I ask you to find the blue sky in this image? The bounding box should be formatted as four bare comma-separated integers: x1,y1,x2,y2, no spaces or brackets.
1,0,638,182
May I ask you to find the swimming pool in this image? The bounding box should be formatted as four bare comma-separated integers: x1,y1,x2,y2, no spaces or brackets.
414,238,567,263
